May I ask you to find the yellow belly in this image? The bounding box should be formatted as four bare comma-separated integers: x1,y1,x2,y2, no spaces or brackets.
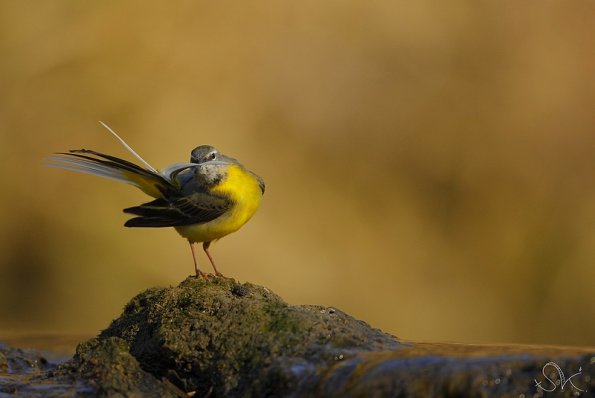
174,164,263,243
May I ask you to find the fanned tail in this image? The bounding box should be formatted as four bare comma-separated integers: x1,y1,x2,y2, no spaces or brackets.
47,149,176,198
47,123,200,199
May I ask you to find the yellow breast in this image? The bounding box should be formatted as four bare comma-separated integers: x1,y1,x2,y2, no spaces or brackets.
175,164,263,243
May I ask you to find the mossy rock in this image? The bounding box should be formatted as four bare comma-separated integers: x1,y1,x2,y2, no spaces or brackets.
59,277,401,397
5,277,595,397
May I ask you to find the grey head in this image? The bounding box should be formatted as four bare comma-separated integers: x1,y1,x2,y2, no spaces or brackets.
185,145,242,190
190,145,240,165
190,145,218,164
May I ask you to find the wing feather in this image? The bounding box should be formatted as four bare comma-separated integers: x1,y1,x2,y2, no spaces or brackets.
123,192,230,227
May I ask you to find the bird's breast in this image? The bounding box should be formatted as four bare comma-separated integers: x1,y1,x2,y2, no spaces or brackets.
175,164,263,243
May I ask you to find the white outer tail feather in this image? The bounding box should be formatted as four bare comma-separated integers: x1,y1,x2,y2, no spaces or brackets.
98,121,159,174
46,154,147,189
46,123,200,195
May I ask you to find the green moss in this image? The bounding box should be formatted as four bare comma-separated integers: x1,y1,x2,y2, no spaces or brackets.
11,276,595,397
56,277,400,397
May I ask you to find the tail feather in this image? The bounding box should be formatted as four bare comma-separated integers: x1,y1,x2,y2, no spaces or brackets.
47,123,201,199
48,150,175,198
68,149,153,174
47,156,136,185
98,121,159,174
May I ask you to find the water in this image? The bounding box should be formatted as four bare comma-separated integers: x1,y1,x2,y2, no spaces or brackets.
0,333,91,397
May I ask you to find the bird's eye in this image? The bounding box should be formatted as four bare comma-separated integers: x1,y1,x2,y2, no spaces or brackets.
208,152,217,161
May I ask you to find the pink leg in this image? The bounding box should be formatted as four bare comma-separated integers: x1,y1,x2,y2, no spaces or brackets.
203,241,224,277
189,241,205,278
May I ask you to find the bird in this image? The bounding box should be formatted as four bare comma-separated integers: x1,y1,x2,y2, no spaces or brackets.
48,122,265,278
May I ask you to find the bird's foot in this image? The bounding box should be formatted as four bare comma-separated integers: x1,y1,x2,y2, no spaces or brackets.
194,270,209,279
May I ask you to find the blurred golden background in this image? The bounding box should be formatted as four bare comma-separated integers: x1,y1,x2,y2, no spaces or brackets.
0,2,594,347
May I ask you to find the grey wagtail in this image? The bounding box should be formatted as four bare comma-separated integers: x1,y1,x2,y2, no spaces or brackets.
48,122,265,278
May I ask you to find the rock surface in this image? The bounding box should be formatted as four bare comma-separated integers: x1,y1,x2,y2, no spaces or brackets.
58,277,401,397
2,277,594,397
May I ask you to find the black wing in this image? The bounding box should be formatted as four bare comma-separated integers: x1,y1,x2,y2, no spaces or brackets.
123,192,231,227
